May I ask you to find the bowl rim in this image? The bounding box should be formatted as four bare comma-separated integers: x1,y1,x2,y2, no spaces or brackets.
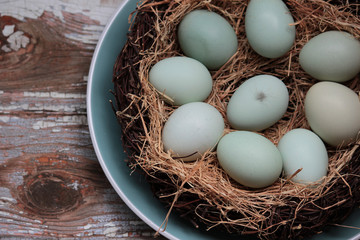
86,1,176,239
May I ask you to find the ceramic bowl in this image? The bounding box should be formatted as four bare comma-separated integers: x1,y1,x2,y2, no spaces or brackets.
87,1,360,239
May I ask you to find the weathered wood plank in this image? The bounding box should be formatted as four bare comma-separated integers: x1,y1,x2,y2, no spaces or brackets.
0,0,121,92
0,91,89,160
0,0,166,238
0,13,91,92
0,153,157,238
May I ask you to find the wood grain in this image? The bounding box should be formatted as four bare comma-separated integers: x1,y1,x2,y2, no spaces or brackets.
0,1,166,238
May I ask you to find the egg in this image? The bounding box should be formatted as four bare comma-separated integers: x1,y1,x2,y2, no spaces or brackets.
299,31,360,82
162,102,224,161
278,129,328,184
245,0,296,58
305,81,360,147
177,10,238,70
149,56,213,105
226,75,289,131
217,131,283,188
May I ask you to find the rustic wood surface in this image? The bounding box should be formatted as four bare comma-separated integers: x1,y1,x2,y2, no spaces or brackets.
0,1,166,238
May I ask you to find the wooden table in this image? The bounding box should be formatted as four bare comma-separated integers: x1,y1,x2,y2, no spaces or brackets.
0,1,165,238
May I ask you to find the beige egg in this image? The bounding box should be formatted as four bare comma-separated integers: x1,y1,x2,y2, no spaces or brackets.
305,82,360,147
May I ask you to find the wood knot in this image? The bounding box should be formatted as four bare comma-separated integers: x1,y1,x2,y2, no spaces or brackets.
19,171,82,217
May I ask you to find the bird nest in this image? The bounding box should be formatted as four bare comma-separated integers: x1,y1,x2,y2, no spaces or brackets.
112,0,360,239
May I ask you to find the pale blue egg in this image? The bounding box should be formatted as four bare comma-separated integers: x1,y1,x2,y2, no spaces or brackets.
149,56,213,105
162,102,225,162
245,0,295,58
226,75,289,131
278,129,328,185
178,10,238,70
217,131,283,188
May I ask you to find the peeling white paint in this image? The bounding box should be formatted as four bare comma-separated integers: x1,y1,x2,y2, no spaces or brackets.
1,45,12,53
0,102,86,113
103,226,119,237
118,232,129,237
23,92,51,98
2,25,15,37
0,197,17,203
32,120,57,130
67,181,80,191
84,223,93,230
1,1,125,45
23,91,86,99
51,128,61,133
0,103,29,112
7,31,30,51
0,90,4,95
103,222,120,237
104,222,116,227
32,115,87,129
1,1,123,26
59,147,70,152
0,116,10,123
0,211,10,217
57,115,87,125
50,92,86,99
1,30,30,52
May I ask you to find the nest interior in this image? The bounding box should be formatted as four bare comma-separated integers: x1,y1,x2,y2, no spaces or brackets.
112,0,360,239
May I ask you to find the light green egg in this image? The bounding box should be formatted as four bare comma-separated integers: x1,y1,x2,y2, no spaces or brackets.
177,10,238,70
245,0,295,58
226,75,289,131
217,131,283,188
299,31,360,82
149,56,213,105
278,128,328,185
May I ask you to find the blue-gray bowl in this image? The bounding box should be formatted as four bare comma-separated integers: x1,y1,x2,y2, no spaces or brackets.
87,1,360,239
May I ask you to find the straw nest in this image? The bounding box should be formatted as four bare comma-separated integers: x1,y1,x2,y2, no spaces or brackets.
112,0,360,239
